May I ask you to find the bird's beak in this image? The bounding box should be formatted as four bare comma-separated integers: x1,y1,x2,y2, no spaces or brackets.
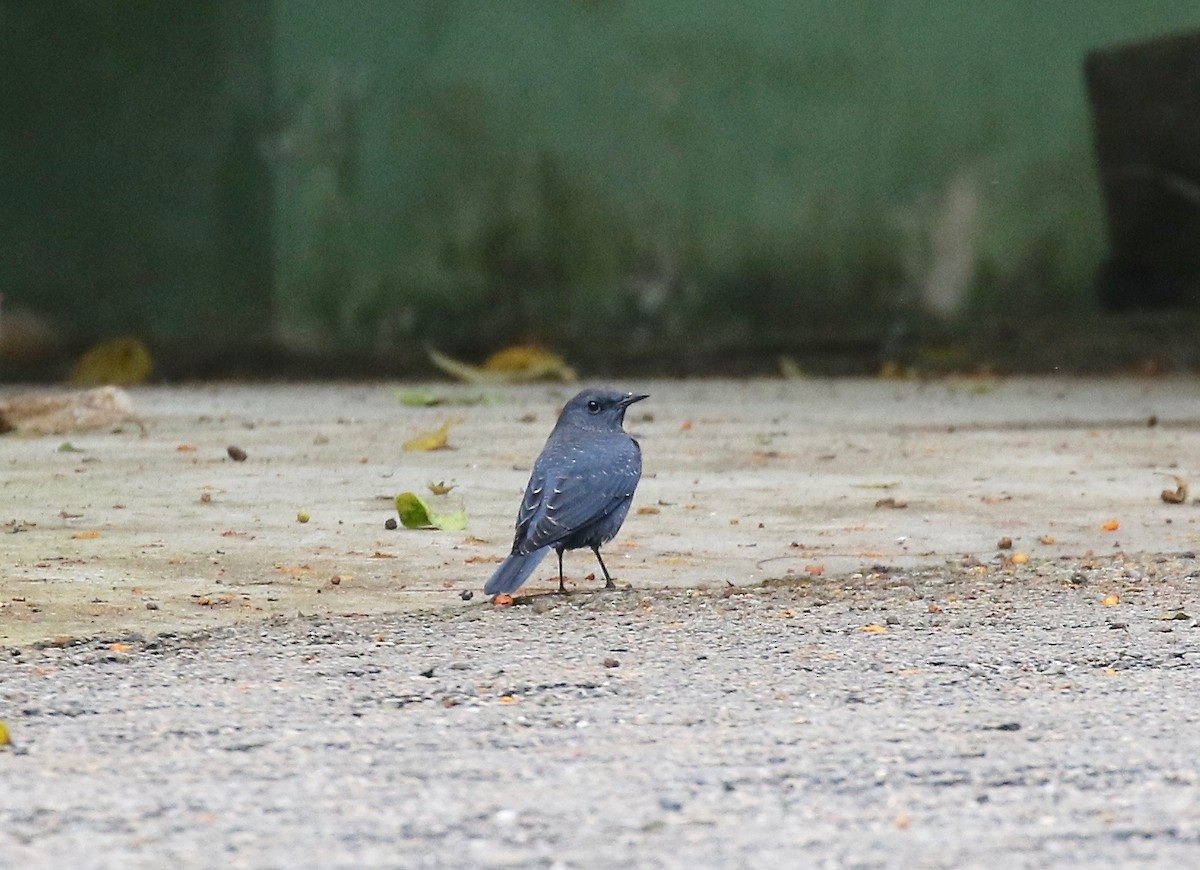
619,393,650,408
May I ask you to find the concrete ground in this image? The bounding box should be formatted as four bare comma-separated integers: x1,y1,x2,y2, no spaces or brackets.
2,378,1199,867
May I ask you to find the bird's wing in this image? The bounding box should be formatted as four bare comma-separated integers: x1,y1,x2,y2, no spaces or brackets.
512,441,640,555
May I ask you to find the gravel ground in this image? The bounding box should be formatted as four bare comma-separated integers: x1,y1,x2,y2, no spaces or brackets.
2,559,1199,869
3,378,1200,867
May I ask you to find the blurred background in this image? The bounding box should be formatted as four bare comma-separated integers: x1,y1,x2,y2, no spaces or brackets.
3,1,1200,381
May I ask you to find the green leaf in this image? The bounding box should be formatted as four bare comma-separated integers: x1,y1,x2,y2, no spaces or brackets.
396,390,444,407
395,492,468,531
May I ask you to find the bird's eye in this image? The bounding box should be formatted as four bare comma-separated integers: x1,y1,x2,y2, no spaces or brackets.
586,400,601,414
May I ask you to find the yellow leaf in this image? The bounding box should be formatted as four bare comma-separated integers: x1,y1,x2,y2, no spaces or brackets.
0,720,9,746
1102,593,1120,607
1010,552,1029,564
71,530,102,539
1101,520,1120,532
69,337,152,386
426,480,456,495
427,345,576,384
403,419,454,452
862,624,888,634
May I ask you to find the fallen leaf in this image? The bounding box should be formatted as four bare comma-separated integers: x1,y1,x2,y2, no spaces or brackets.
0,721,10,746
395,492,468,531
427,480,456,495
1010,552,1029,564
805,564,825,576
71,530,101,539
778,355,806,380
1161,476,1188,504
862,624,888,634
636,506,660,515
1039,535,1056,545
109,643,131,653
1102,593,1120,606
396,390,444,407
1161,611,1191,621
427,345,576,384
875,497,908,509
403,420,455,451
1101,520,1120,532
68,336,152,386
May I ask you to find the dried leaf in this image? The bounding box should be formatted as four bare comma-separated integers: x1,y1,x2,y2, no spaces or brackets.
403,419,455,452
1102,593,1120,607
875,497,908,509
636,506,660,515
1010,552,1029,564
1039,535,1056,545
427,345,576,384
68,336,152,386
862,624,888,634
1161,476,1188,504
426,480,456,495
1101,520,1120,532
0,720,9,746
71,530,101,540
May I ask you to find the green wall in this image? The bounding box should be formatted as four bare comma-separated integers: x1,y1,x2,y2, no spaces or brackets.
271,1,1200,351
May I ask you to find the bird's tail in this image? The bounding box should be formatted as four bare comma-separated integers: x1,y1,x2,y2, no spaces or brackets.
484,548,550,596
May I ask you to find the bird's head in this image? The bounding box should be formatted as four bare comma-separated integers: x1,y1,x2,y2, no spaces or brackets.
556,389,649,432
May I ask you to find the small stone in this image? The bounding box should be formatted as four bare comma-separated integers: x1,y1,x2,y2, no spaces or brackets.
297,511,310,523
226,445,248,462
997,536,1013,550
603,657,620,668
384,517,398,530
144,601,159,611
460,590,474,601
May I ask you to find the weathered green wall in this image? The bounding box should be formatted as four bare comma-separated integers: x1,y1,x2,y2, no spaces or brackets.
5,2,1200,367
273,1,1200,351
0,0,274,345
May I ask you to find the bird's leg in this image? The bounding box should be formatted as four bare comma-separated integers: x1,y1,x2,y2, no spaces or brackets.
592,547,616,589
557,549,568,594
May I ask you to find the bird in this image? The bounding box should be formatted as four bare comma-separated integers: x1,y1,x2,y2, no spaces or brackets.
485,388,648,597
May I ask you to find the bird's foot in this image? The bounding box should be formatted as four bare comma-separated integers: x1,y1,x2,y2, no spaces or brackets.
558,580,570,595
603,578,617,590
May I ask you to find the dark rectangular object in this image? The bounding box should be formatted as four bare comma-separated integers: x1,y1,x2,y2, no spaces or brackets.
1086,30,1200,309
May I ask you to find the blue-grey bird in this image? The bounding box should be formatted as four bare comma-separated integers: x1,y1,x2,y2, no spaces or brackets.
484,389,648,597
